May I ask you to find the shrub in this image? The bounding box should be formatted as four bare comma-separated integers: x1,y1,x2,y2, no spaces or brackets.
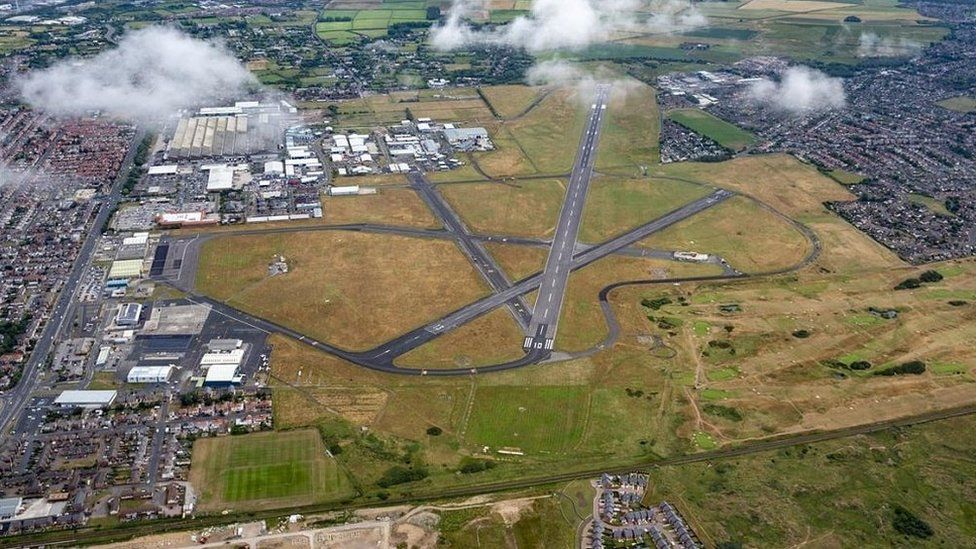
641,297,672,310
894,278,921,290
948,300,967,307
702,403,743,422
892,506,933,539
792,329,811,338
458,458,497,474
426,426,443,436
876,361,926,376
919,270,944,283
377,465,428,488
848,360,872,371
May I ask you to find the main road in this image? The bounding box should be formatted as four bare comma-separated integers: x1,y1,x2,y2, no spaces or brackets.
525,84,610,352
0,129,146,440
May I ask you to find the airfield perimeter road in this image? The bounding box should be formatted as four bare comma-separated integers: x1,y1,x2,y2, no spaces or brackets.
525,84,610,352
162,188,732,375
407,170,533,329
0,129,145,441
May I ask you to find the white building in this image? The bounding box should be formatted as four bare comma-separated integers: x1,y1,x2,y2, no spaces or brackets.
127,366,174,384
54,390,117,409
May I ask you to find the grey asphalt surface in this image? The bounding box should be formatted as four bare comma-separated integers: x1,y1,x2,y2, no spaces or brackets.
526,85,610,352
159,189,732,376
0,129,146,442
407,170,532,329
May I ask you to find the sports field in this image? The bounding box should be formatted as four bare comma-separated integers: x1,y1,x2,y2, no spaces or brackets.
189,430,354,511
463,385,589,453
667,108,757,151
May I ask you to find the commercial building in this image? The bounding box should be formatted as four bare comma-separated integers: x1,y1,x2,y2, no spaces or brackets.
108,259,143,279
127,366,174,384
0,498,21,521
115,303,143,326
54,390,117,409
200,349,244,367
207,339,242,352
204,363,242,386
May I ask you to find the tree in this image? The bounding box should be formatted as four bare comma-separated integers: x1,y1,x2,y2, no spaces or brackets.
892,506,933,539
919,270,944,283
426,426,442,436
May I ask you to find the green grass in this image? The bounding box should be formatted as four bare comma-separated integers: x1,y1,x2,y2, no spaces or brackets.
907,193,953,216
844,313,886,328
700,388,735,401
191,430,354,510
694,321,712,336
692,431,718,450
706,367,739,382
667,108,756,151
826,168,865,185
930,362,968,375
464,386,589,453
936,96,976,113
644,414,976,547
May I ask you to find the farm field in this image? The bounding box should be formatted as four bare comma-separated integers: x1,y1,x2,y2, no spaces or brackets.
666,108,757,152
438,179,566,238
189,430,353,511
195,231,488,351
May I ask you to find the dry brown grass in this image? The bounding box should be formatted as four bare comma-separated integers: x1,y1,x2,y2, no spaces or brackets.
652,154,904,274
321,188,440,228
479,85,546,119
580,175,713,243
638,196,812,274
439,179,566,238
596,81,661,174
484,243,548,281
556,256,726,352
394,306,527,369
196,231,489,350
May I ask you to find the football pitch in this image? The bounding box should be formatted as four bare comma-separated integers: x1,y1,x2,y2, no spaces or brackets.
190,430,354,511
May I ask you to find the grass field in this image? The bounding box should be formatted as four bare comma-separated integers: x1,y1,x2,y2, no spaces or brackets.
645,414,976,547
638,195,813,273
579,175,714,243
394,306,528,369
195,231,488,350
484,243,548,281
596,82,661,174
937,95,976,113
478,85,547,119
189,430,353,511
908,193,953,217
464,386,589,453
667,108,757,151
321,187,440,228
437,497,577,548
438,179,566,238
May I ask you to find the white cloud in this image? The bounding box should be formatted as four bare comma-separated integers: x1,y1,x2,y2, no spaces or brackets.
19,26,257,123
748,66,847,114
430,0,706,52
857,32,922,58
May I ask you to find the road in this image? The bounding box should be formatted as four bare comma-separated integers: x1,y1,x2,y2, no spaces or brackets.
162,189,731,376
0,129,145,442
407,170,532,329
525,84,611,352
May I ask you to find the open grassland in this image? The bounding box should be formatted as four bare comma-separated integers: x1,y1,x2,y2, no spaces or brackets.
437,497,576,548
596,82,661,174
329,90,493,130
645,414,976,547
478,85,547,119
474,89,587,177
195,231,488,350
555,256,726,353
439,179,566,238
395,306,528,369
189,430,353,511
907,193,953,217
937,95,976,113
484,243,548,281
651,153,904,275
666,108,756,151
639,195,813,274
579,175,713,243
321,187,440,228
610,258,976,450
